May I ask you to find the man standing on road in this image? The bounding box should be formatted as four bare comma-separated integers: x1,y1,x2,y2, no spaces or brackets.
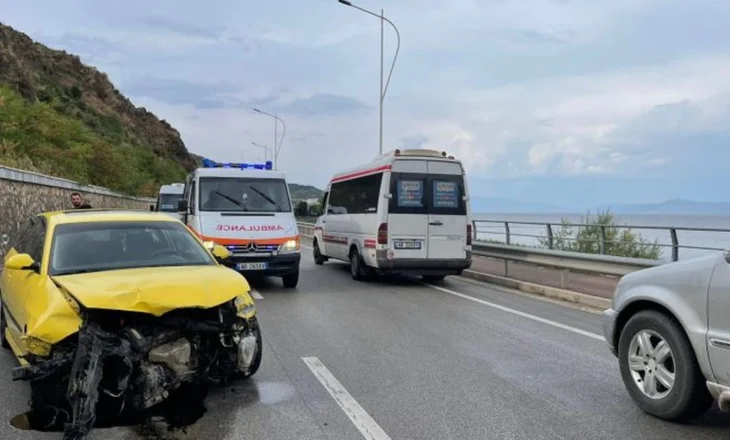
71,192,93,209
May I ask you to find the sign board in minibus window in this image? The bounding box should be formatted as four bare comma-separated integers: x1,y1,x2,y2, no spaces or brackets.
397,180,424,207
433,180,459,208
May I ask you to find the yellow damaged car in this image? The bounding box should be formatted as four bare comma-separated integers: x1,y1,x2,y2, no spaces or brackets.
0,209,261,439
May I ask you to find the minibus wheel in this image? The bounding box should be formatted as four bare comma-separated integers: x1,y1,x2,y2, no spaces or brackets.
349,248,368,281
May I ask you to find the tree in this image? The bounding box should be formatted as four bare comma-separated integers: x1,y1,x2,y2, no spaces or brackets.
296,201,309,218
537,209,662,260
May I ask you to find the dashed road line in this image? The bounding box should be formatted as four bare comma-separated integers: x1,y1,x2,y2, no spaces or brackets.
302,356,392,440
251,289,264,299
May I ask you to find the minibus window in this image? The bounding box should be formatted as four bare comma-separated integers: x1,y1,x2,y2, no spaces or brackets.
428,174,467,215
388,173,428,214
388,172,466,215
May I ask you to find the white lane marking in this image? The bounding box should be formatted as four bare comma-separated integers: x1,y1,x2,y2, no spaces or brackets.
423,282,604,341
251,289,264,299
302,356,392,440
299,236,600,339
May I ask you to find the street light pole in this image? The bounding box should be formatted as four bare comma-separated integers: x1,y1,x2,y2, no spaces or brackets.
251,141,270,162
338,0,400,156
253,108,286,169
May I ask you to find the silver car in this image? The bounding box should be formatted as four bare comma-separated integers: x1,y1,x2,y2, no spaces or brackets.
602,251,730,421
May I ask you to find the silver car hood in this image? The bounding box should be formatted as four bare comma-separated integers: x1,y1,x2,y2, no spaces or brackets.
617,252,722,295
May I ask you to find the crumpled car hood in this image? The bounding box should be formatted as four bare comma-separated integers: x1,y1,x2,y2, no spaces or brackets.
51,265,250,316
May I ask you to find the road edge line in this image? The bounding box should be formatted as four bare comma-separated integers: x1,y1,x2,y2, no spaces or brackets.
460,269,612,311
423,282,604,341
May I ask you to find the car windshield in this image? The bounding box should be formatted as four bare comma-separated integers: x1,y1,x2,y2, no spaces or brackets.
157,194,181,212
48,220,217,276
199,177,292,213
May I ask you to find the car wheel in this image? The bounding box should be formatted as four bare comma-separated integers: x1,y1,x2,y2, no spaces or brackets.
350,249,370,281
313,240,327,265
282,268,299,288
0,296,9,350
618,310,713,422
423,275,446,283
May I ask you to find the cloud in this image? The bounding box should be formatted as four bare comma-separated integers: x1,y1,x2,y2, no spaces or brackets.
3,0,730,207
399,134,429,149
271,94,371,117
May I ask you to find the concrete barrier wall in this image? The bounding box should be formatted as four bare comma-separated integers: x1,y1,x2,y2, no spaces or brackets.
0,165,154,257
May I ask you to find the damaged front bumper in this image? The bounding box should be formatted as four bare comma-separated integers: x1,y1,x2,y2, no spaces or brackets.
12,305,262,440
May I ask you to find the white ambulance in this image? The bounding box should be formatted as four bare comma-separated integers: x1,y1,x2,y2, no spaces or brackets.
312,148,473,281
152,183,185,220
177,158,301,288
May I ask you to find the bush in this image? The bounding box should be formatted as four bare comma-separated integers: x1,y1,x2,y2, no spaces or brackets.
0,85,187,197
536,209,662,260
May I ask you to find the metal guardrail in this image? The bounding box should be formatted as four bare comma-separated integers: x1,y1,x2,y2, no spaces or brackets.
473,219,730,263
295,221,660,277
298,221,316,238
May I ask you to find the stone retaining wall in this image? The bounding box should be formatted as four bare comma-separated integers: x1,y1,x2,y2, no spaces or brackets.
0,165,154,257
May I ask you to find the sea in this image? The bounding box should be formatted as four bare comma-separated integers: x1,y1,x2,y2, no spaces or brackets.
472,213,730,262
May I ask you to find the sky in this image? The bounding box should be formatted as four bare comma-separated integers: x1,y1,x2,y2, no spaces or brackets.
4,0,730,210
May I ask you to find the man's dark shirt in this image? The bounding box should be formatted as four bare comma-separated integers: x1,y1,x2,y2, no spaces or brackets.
74,203,93,209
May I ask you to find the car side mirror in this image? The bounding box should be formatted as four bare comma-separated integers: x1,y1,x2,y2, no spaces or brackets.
5,253,39,272
177,199,189,214
204,241,231,261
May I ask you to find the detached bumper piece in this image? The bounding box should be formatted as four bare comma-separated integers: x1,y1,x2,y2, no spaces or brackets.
63,323,133,440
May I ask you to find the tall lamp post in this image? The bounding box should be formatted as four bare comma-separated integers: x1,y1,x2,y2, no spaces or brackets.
337,0,401,155
251,141,270,162
253,108,286,169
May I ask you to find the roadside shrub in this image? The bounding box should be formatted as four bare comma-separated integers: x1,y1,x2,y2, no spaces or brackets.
536,209,662,260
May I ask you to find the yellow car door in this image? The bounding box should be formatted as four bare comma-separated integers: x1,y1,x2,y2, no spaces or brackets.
1,216,47,355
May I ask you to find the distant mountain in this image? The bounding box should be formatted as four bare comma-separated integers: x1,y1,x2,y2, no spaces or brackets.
596,199,730,215
470,197,566,214
289,184,324,202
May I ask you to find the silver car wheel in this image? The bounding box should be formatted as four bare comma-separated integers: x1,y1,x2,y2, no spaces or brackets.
627,329,675,400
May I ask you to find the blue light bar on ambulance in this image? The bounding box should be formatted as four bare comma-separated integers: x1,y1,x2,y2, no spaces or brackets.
201,158,273,170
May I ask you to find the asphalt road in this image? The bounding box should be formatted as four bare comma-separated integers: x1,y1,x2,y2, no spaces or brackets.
1,239,729,439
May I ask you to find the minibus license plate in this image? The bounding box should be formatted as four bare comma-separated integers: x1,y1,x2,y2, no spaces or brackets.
394,240,421,250
237,262,268,270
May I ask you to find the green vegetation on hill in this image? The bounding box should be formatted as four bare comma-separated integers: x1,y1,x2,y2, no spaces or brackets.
288,184,324,201
0,23,199,197
0,85,187,195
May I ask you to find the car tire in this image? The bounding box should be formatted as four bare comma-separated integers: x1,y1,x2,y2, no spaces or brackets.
423,275,446,283
618,310,713,422
0,296,9,350
313,239,327,265
282,268,299,288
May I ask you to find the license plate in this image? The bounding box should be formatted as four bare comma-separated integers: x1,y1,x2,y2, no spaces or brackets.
236,262,268,270
394,240,421,250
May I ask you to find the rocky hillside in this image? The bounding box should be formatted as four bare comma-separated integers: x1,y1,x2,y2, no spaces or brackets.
0,23,201,196
288,183,324,201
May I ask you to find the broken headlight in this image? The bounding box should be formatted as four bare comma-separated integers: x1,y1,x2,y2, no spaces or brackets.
234,294,256,318
20,335,52,357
